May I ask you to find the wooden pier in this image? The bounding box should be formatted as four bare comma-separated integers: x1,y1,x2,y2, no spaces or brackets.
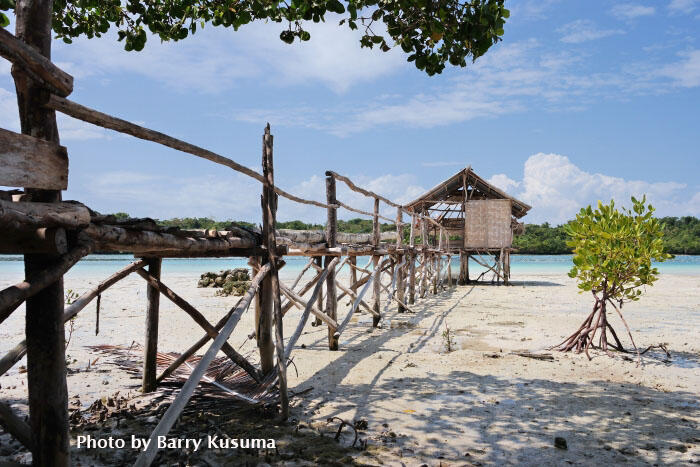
0,13,530,466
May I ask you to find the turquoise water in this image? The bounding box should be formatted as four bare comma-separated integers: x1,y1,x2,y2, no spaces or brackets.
1,254,699,279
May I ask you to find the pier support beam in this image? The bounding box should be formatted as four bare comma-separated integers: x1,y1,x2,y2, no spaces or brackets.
325,172,338,350
14,1,70,463
459,251,470,285
372,197,381,327
142,257,161,392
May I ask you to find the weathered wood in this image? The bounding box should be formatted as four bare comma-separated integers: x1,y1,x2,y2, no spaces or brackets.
447,255,453,286
133,263,269,467
459,251,469,284
279,283,339,329
310,260,375,316
45,95,334,210
408,251,416,304
0,128,68,190
335,199,394,223
261,125,288,418
372,198,381,327
0,27,72,96
0,400,35,451
284,257,338,359
142,258,161,393
0,240,92,326
349,256,358,298
325,172,339,350
12,5,69,463
0,199,89,230
83,224,257,253
396,208,406,312
335,258,388,338
0,226,68,254
0,260,145,377
135,268,261,382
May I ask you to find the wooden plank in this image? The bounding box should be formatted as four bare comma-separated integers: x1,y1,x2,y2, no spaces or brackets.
0,128,68,190
0,28,73,96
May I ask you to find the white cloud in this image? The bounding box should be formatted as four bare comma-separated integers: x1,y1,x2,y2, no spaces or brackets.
508,0,561,21
487,174,520,195
669,0,698,13
610,3,656,19
489,153,698,223
660,49,700,87
53,18,403,94
557,20,625,44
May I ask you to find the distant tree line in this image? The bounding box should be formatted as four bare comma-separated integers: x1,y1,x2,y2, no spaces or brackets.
108,214,700,254
514,217,700,255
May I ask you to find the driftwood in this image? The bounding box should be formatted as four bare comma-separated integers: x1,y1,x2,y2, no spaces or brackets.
0,27,73,96
133,263,270,467
0,128,68,190
45,95,334,210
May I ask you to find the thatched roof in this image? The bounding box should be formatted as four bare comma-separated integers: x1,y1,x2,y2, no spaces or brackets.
404,166,531,220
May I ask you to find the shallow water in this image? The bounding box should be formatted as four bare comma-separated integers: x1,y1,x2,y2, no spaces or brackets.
0,253,699,281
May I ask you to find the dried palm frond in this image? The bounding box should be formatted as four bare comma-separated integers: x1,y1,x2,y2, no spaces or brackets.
88,344,278,405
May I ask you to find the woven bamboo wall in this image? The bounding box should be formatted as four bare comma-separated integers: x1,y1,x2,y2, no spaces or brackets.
464,199,513,248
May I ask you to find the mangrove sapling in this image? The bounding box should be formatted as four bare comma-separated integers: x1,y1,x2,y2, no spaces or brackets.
553,197,672,359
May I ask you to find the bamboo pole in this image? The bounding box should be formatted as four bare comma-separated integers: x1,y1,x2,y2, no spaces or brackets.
142,257,161,393
133,264,269,467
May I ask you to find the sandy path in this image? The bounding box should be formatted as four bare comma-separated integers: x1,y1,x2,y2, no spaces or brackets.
1,270,699,465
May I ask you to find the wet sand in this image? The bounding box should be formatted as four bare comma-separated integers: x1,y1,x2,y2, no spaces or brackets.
1,270,699,465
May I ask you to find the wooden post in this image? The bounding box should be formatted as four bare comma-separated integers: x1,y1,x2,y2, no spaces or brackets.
447,254,453,287
349,256,358,298
261,124,288,418
142,257,161,392
372,197,381,327
396,208,406,312
504,249,511,285
420,217,428,297
459,251,470,285
313,256,323,325
13,2,70,463
408,214,416,304
325,172,339,350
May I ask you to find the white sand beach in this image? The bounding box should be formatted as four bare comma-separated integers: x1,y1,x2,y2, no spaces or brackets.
1,269,699,465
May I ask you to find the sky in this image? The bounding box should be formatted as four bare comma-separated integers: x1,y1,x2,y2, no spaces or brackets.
1,0,699,225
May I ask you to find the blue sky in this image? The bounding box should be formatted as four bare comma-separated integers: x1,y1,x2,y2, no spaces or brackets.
1,0,699,224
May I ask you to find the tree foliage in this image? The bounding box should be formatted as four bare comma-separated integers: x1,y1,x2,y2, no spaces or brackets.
1,0,509,76
565,197,672,304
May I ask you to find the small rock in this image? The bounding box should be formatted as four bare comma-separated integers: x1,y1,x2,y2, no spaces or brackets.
102,379,109,385
554,437,568,450
670,444,688,453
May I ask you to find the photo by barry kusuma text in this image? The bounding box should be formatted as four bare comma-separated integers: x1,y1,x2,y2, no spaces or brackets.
76,434,276,452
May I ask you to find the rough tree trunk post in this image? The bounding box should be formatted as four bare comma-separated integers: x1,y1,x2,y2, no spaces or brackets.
447,254,452,287
459,251,470,285
257,130,275,376
396,207,406,312
372,197,381,327
325,172,339,350
420,217,428,297
408,213,416,304
142,257,162,392
12,1,70,463
349,256,358,301
313,256,323,325
261,125,288,418
504,249,510,285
